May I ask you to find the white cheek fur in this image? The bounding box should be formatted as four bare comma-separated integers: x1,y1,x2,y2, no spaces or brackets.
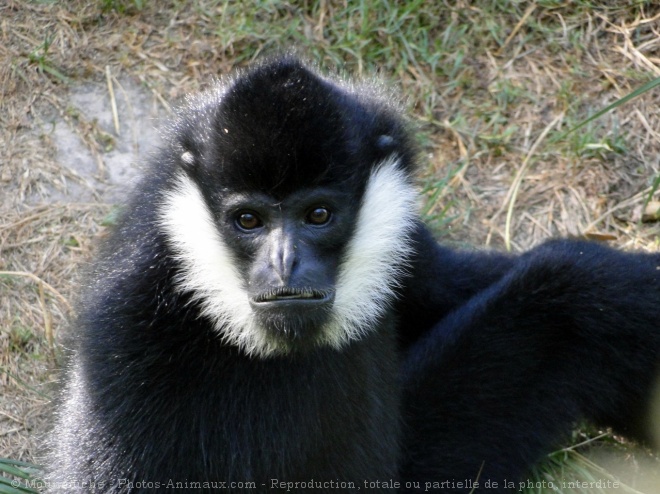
325,156,418,346
159,175,275,356
158,157,418,357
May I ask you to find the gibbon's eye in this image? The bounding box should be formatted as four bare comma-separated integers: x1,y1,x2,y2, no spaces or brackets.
236,212,263,231
306,207,331,226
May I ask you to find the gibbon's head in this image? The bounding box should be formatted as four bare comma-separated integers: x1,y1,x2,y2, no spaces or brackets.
159,56,419,357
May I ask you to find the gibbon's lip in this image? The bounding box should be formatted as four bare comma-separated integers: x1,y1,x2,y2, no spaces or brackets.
252,287,333,304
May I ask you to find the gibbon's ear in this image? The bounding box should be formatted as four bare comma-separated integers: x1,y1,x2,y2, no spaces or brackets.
376,134,396,154
180,149,196,170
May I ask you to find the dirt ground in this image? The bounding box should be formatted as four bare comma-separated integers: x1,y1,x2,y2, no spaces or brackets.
1,0,660,488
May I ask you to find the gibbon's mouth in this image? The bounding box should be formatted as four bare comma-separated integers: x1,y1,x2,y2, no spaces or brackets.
250,287,335,344
252,287,333,304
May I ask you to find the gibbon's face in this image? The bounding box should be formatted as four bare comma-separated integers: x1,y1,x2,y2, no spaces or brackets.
159,59,419,357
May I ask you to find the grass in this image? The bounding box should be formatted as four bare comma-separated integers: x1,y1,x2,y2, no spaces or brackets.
1,0,660,492
0,457,41,494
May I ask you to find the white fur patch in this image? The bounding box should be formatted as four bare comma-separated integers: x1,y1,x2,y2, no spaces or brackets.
159,174,276,356
324,157,418,346
158,158,418,357
180,151,195,166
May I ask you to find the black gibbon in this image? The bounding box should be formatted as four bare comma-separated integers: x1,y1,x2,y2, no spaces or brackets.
46,56,660,493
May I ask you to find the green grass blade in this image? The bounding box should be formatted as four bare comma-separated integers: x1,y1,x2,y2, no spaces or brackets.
554,76,660,142
0,458,42,494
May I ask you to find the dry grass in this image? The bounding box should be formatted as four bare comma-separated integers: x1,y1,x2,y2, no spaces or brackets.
0,204,108,460
1,0,659,488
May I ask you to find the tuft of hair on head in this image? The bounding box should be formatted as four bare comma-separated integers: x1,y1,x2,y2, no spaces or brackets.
167,55,420,194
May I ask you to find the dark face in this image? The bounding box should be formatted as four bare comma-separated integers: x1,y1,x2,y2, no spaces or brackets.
215,186,358,346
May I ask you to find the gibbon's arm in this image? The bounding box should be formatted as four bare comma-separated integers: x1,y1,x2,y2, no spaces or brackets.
395,222,516,348
399,238,660,491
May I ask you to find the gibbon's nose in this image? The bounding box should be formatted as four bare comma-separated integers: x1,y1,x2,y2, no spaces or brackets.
269,230,297,284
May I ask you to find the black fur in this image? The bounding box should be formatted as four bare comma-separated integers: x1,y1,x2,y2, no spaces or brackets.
46,56,660,493
398,236,660,490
